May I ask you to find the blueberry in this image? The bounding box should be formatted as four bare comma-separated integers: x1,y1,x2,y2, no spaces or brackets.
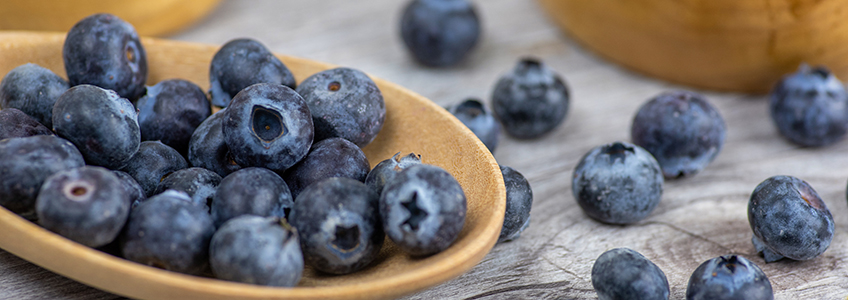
0,63,69,128
112,170,146,209
120,141,188,197
498,165,533,243
748,175,834,262
380,164,466,256
591,248,669,300
136,79,211,155
0,135,85,219
491,58,570,139
211,167,293,228
365,152,422,197
296,67,386,147
187,110,242,177
282,137,370,200
686,255,773,300
210,215,303,287
120,190,214,275
769,64,848,147
222,83,313,173
448,98,500,153
154,167,222,210
400,0,480,67
572,142,663,225
209,38,296,107
631,90,726,179
0,108,54,140
63,13,147,100
290,177,383,274
52,84,140,169
36,166,130,248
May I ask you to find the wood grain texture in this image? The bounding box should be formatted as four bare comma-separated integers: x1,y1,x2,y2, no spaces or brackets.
538,0,848,94
1,0,847,299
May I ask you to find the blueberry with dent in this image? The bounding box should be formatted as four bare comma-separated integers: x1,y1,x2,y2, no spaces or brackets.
222,83,313,173
36,166,130,248
380,164,466,256
290,177,383,274
63,13,147,100
295,67,385,147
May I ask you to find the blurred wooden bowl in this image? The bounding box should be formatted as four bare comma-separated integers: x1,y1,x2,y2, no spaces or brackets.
0,0,220,36
0,31,505,300
538,0,848,93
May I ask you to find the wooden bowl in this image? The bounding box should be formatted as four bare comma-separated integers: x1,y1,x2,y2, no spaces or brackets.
0,31,505,300
538,0,848,93
0,0,221,37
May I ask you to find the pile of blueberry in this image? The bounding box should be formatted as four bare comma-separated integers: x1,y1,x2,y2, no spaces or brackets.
0,13,478,287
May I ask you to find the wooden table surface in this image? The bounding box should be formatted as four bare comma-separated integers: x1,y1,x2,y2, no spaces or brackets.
2,1,847,299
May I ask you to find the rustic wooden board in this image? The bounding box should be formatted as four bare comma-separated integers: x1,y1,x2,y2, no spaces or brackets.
1,0,847,299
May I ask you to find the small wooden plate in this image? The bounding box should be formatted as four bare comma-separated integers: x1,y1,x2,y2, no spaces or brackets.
0,31,505,300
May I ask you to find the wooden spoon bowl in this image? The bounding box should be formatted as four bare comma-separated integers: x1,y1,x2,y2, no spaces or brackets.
538,0,848,93
0,31,505,300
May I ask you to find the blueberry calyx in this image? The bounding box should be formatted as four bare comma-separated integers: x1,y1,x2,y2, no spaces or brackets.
401,192,428,232
64,181,94,202
602,142,634,163
332,225,361,253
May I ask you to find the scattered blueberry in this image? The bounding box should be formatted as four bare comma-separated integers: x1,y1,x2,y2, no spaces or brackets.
52,84,140,169
209,38,296,107
154,167,222,210
296,67,385,147
400,0,480,67
63,13,147,100
120,141,188,197
686,255,773,300
112,170,146,209
282,137,370,200
498,165,532,243
0,135,85,219
120,190,214,275
36,166,130,248
591,248,669,300
630,90,726,179
748,175,834,262
290,177,383,274
0,108,54,140
210,215,303,287
380,164,466,256
187,110,242,177
0,63,69,128
365,152,422,197
572,142,663,224
491,58,569,139
769,64,848,147
448,98,500,153
222,83,313,173
136,79,211,155
211,167,293,228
